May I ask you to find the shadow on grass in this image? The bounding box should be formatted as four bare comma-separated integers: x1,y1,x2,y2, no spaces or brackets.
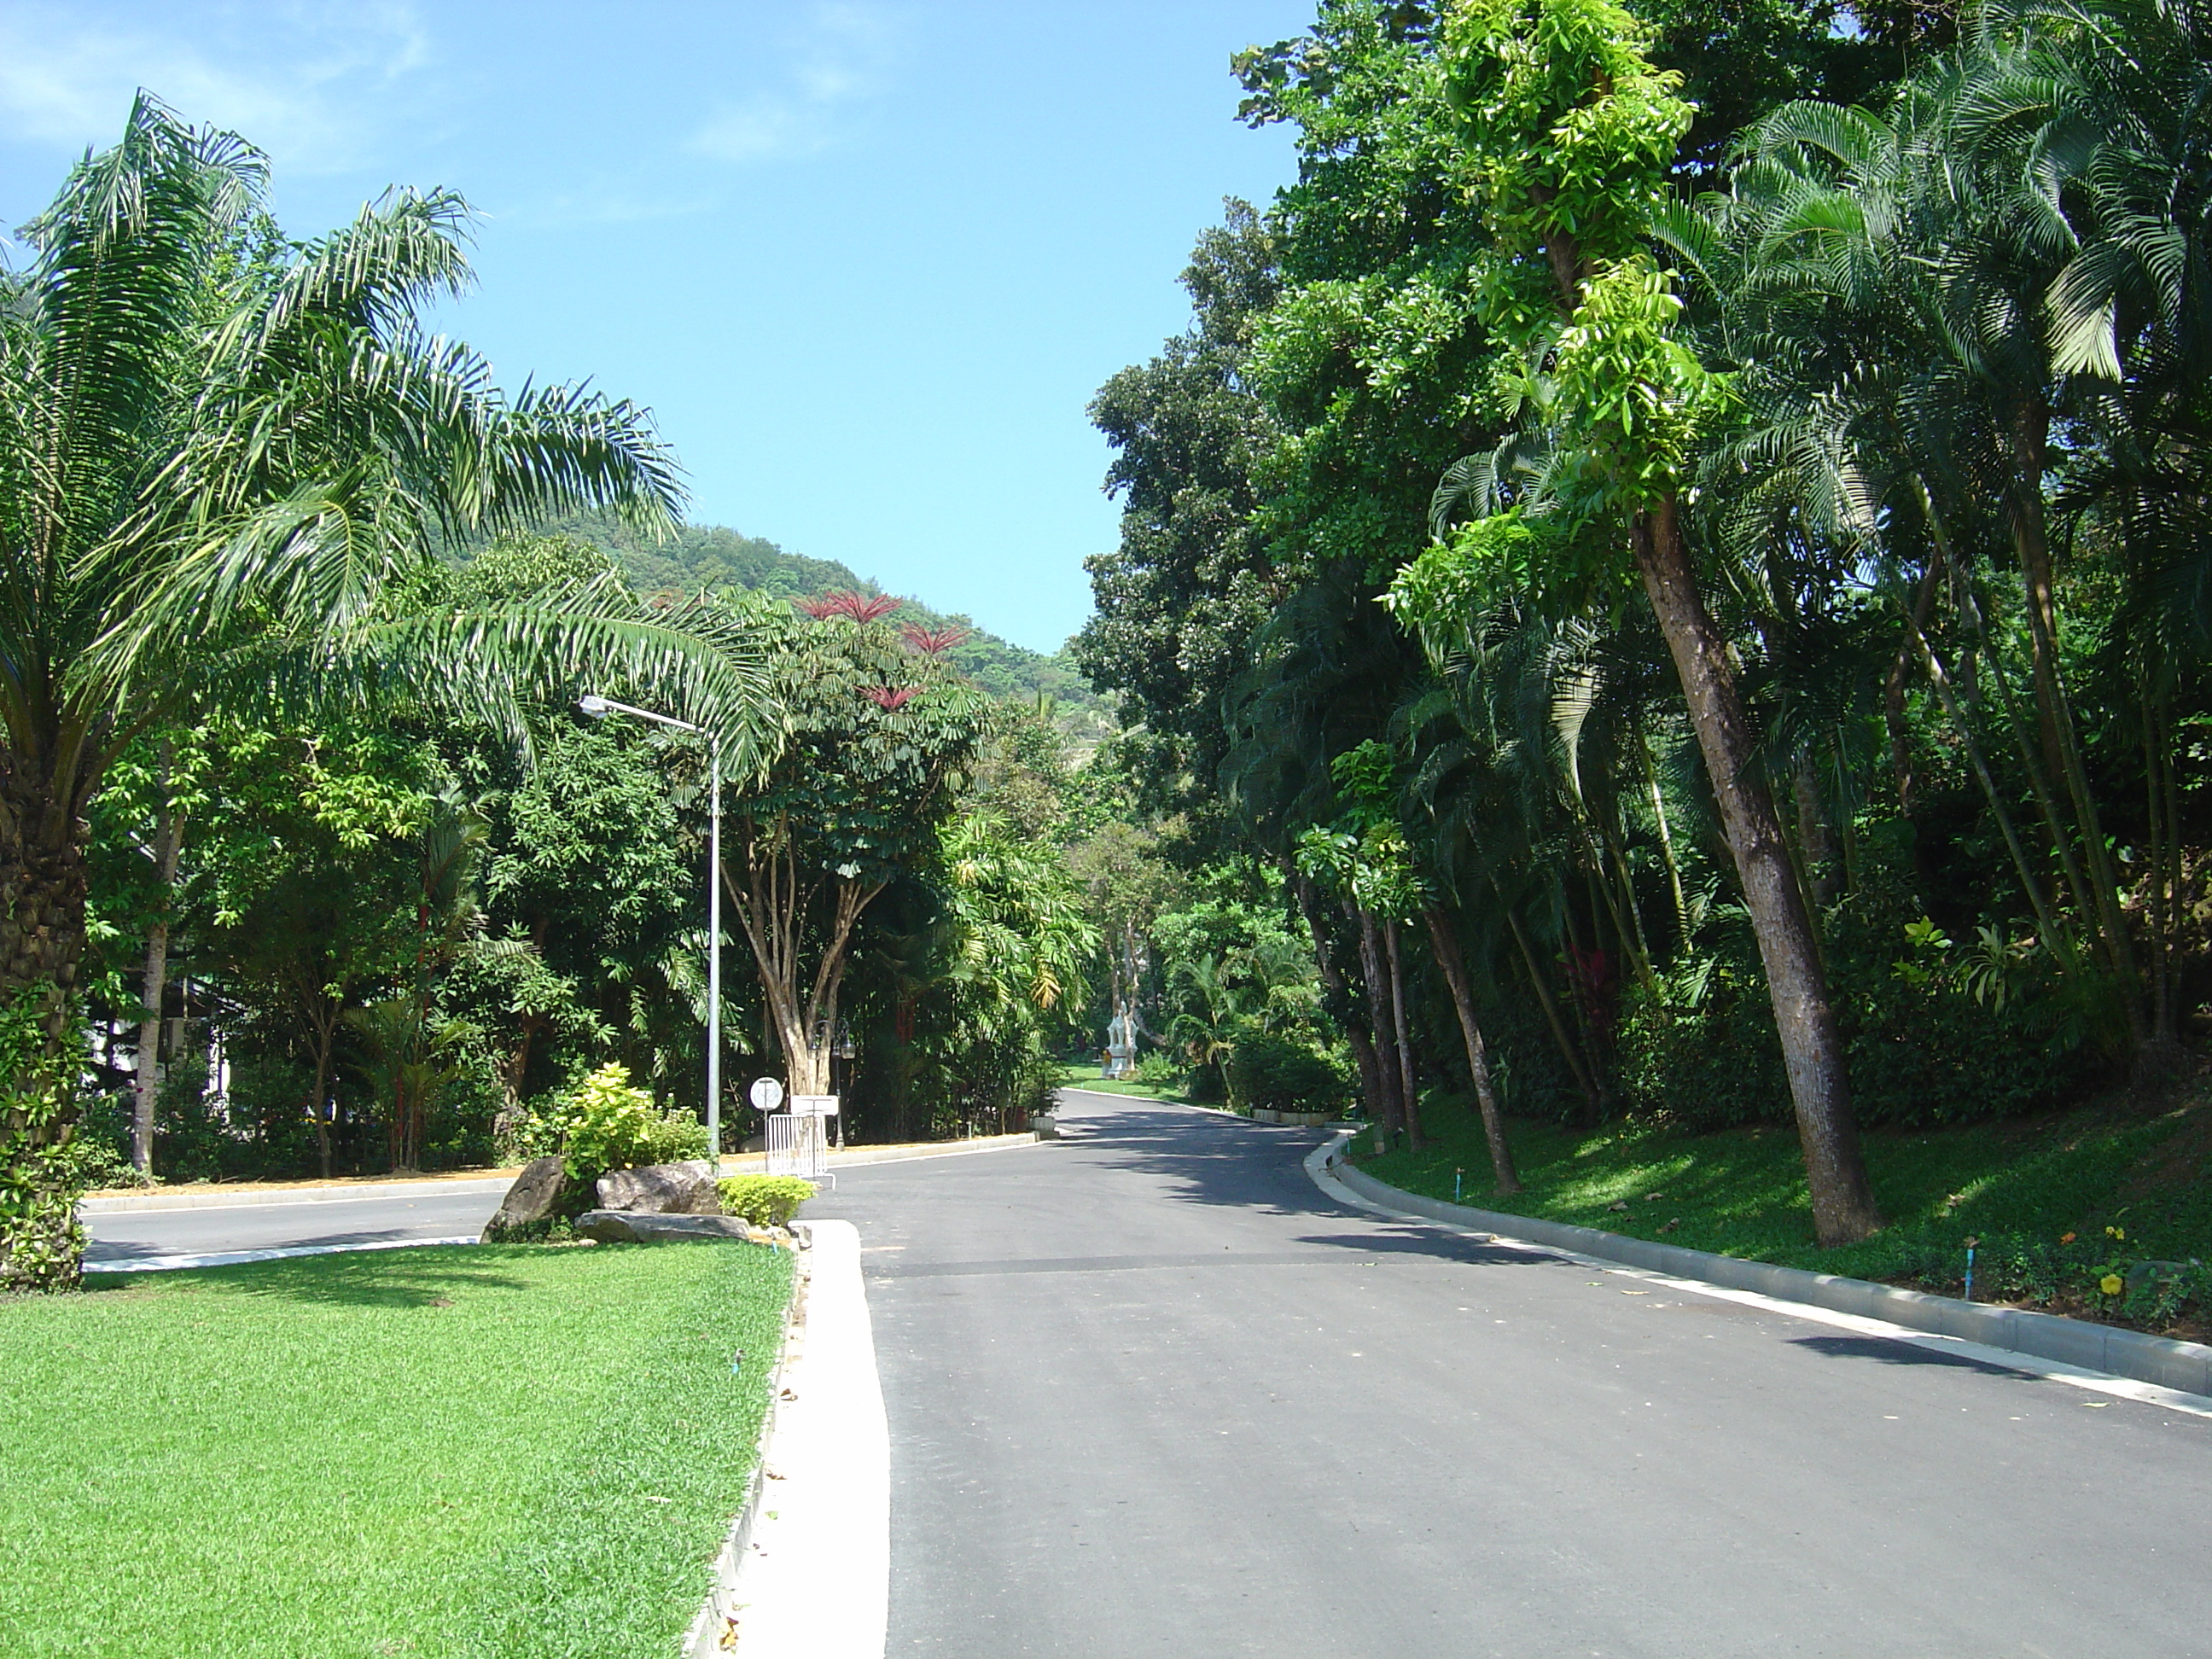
106,1246,546,1307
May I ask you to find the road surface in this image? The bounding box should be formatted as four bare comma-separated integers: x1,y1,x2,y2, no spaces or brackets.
83,1185,502,1266
809,1089,2210,1658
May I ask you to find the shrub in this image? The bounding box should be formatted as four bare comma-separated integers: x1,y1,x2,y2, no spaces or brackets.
638,1110,711,1165
1615,894,2104,1132
1133,1051,1182,1090
716,1176,817,1228
0,989,85,1290
1225,1032,1346,1116
546,1063,660,1181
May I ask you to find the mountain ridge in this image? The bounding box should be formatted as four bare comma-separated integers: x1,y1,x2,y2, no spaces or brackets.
538,512,1108,725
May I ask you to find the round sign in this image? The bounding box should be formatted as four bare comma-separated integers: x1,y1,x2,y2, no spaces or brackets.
748,1076,785,1112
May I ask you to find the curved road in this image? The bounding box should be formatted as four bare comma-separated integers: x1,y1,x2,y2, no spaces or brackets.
812,1090,2209,1658
84,1093,2212,1654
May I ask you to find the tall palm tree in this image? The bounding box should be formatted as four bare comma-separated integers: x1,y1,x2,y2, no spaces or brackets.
1,99,774,1281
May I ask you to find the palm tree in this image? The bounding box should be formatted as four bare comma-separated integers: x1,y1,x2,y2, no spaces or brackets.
1,98,774,1283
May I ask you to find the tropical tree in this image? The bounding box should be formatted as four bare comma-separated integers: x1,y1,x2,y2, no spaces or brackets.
719,602,987,1097
1395,0,1884,1243
0,98,773,1285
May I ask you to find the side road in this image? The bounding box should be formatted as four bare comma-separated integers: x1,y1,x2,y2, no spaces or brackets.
809,1090,2211,1658
81,1134,1039,1268
78,1133,1037,1214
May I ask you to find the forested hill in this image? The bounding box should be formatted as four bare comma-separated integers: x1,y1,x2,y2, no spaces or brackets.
539,512,1106,720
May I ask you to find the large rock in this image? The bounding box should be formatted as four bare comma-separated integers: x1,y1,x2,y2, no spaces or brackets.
481,1156,568,1242
597,1161,721,1215
574,1209,761,1245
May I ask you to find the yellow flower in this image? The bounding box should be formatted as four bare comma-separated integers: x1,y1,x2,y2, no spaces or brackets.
2106,1225,2125,1242
2099,1273,2124,1297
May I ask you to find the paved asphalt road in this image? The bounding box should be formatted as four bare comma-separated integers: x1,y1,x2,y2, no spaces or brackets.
809,1090,2211,1659
82,1186,502,1265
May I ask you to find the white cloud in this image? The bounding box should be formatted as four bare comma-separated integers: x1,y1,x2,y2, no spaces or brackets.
689,3,895,166
0,2,434,172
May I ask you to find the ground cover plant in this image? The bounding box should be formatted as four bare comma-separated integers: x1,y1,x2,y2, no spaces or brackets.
1348,1083,2212,1342
0,1240,791,1656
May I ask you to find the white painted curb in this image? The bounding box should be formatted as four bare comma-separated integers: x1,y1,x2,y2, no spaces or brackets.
1304,1137,2212,1422
689,1219,888,1657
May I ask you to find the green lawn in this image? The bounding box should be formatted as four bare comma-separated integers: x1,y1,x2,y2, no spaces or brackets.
1052,1062,1198,1103
0,1240,792,1658
1351,1087,2212,1338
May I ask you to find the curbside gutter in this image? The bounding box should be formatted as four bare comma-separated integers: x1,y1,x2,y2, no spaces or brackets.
1310,1136,2212,1407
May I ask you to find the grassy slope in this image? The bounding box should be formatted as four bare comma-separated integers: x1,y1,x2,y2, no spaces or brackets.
1349,1085,2212,1338
0,1242,792,1658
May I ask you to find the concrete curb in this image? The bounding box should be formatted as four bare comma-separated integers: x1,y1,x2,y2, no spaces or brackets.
684,1237,806,1657
688,1218,888,1657
1316,1141,2212,1400
79,1177,512,1214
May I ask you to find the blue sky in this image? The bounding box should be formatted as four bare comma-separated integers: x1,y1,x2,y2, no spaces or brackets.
0,2,1312,652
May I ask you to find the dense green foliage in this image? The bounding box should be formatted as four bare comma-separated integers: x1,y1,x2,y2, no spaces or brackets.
0,1243,792,1656
1080,0,2212,1245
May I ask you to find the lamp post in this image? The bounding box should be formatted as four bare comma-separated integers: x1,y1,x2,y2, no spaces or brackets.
579,694,723,1179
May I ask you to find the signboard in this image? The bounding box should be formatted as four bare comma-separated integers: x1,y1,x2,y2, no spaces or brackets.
789,1094,840,1118
748,1077,785,1113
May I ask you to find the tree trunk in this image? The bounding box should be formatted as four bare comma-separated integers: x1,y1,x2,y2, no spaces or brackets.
1353,905,1405,1136
2005,403,2147,1048
1424,905,1518,1193
1633,498,1881,1247
309,1014,335,1181
132,760,186,1174
1384,917,1423,1146
1638,732,1692,954
1494,877,1604,1109
0,757,92,1061
1293,870,1388,1127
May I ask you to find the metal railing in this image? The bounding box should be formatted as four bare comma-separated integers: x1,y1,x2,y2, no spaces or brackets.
763,1111,830,1180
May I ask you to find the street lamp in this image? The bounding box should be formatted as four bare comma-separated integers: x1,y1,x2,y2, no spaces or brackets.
579,694,724,1179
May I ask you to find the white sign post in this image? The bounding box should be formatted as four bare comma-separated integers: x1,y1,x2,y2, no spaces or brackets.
789,1095,840,1118
748,1077,785,1114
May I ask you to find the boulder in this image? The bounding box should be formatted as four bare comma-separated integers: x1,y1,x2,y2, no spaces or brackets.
574,1209,763,1245
597,1161,721,1215
481,1156,568,1242
1029,1113,1060,1141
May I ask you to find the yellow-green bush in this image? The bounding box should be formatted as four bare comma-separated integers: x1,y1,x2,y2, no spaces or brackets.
715,1176,817,1228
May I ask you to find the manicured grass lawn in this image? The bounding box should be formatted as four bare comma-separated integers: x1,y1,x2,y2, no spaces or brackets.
1351,1086,2212,1336
1052,1062,1198,1103
0,1240,792,1658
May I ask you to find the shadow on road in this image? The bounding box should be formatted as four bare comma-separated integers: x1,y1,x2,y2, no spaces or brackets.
1786,1332,2039,1380
1053,1097,1353,1220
